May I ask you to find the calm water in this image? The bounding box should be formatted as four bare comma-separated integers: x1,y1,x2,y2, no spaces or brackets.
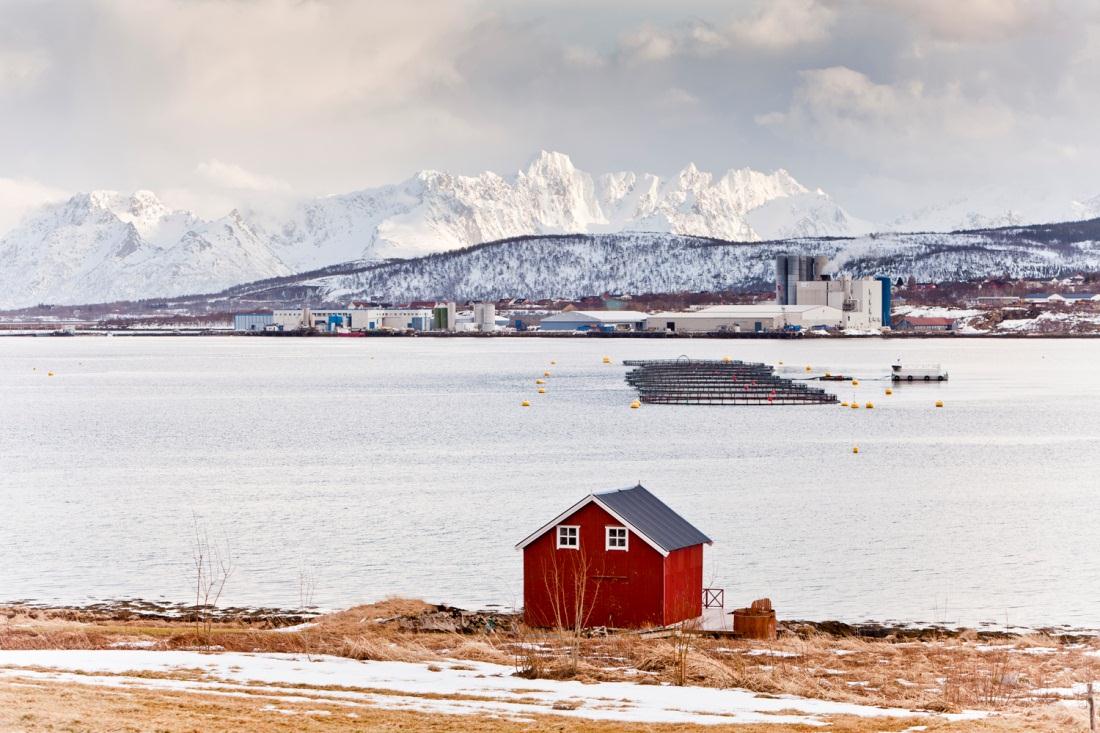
1,336,1098,629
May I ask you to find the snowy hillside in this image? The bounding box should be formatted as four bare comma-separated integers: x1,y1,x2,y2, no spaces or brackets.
0,152,864,308
309,223,1100,302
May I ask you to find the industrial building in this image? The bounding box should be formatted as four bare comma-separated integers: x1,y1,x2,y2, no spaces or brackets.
432,303,457,332
539,310,648,332
774,254,889,330
233,313,274,331
895,315,957,331
472,302,497,332
775,255,828,305
646,304,842,333
795,276,888,330
270,307,435,332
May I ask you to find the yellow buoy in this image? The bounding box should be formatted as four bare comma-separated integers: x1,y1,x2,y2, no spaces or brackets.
840,401,849,407
935,400,944,408
47,371,55,377
544,371,551,377
865,402,874,409
602,356,611,364
535,379,545,384
630,400,641,409
825,372,832,378
850,402,859,409
852,379,860,386
538,388,546,394
885,388,893,395
521,400,530,407
852,445,860,454
805,365,812,372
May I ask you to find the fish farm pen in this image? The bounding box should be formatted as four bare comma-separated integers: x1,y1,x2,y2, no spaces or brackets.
623,358,839,405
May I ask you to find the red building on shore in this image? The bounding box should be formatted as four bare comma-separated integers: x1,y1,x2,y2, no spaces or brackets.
516,485,712,629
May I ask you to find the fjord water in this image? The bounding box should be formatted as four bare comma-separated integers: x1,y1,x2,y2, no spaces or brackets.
1,336,1098,629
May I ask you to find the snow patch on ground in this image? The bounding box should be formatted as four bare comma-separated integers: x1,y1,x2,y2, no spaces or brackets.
0,649,986,726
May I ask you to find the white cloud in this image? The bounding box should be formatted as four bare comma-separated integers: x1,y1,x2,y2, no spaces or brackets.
562,45,605,69
0,178,67,232
0,49,48,92
876,0,1059,43
195,160,291,192
618,26,678,63
757,66,1017,169
729,0,837,50
658,87,701,108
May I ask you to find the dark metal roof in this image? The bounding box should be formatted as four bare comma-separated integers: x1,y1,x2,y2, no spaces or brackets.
595,485,711,553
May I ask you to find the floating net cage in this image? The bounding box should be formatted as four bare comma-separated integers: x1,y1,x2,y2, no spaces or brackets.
623,358,838,406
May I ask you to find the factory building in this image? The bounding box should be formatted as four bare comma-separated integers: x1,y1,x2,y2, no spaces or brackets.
647,304,842,333
539,310,648,332
233,313,274,331
775,255,829,305
472,302,497,332
794,276,885,330
432,303,458,332
774,253,888,330
271,307,435,332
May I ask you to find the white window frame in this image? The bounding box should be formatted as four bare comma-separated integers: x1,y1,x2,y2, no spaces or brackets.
556,525,579,550
605,525,629,551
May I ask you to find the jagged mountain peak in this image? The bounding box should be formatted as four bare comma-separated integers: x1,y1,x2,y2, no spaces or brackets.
0,152,866,309
523,150,578,178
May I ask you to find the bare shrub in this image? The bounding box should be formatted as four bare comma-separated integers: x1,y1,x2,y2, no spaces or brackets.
540,551,602,675
190,514,233,642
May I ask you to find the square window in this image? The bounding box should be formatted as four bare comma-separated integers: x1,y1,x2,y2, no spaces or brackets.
605,526,628,551
556,525,579,549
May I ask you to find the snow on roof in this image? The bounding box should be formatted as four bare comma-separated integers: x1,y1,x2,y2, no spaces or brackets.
539,310,648,323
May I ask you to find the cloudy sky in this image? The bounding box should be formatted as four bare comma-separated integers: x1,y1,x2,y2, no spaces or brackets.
1,0,1099,228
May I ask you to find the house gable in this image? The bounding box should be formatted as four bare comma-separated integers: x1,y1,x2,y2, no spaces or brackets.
516,494,671,557
516,485,711,557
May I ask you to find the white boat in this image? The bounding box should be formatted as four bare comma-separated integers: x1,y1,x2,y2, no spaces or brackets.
891,363,948,382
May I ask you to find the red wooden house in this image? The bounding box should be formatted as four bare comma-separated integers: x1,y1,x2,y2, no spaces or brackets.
516,485,712,629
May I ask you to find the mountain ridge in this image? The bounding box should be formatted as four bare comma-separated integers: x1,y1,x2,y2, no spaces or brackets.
0,152,864,308
3,151,1099,309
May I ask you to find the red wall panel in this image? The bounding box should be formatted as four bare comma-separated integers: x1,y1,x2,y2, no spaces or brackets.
662,544,703,626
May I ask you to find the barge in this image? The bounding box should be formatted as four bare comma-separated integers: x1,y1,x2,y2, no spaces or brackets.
891,363,949,382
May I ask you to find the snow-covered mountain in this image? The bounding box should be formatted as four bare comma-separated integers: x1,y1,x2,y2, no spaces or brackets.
0,152,866,308
884,186,1100,233
0,191,292,309
304,221,1100,303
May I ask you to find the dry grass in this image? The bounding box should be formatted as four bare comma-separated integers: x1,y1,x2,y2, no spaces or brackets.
0,676,1088,732
2,598,1098,730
